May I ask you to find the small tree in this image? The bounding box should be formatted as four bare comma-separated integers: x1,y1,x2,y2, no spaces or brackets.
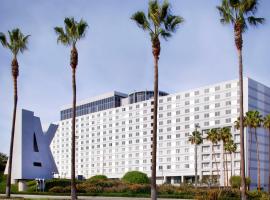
122,171,150,184
188,124,203,188
0,153,8,173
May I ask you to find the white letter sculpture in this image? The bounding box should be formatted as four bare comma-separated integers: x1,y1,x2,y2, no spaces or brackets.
5,109,58,189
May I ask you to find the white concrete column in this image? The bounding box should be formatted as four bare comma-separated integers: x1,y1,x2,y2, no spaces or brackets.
18,180,27,192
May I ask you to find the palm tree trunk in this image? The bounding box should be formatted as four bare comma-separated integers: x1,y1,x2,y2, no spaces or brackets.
223,142,226,187
151,38,160,200
195,144,198,189
6,58,19,198
230,152,233,184
70,45,78,200
269,128,270,192
225,151,229,187
235,23,246,200
248,128,253,183
211,146,220,187
254,129,260,191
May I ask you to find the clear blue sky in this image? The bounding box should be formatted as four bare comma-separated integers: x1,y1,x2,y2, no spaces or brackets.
0,0,269,154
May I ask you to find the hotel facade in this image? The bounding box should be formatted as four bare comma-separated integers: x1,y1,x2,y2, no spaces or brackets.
51,77,270,190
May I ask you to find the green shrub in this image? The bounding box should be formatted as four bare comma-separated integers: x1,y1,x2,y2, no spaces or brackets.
246,177,251,187
230,176,241,189
127,184,150,194
103,184,129,193
45,179,71,191
122,171,149,184
87,175,108,183
230,176,251,189
158,184,177,194
49,186,65,193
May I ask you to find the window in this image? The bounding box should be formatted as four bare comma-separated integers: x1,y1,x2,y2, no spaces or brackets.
185,93,190,97
226,101,231,106
226,118,231,123
204,88,209,93
226,83,231,89
204,97,209,101
185,109,190,113
33,133,39,152
195,99,199,104
204,113,209,118
226,110,231,114
204,105,209,110
194,91,199,95
215,86,220,91
226,92,231,97
195,107,199,111
215,111,220,116
215,103,220,108
33,162,42,167
215,94,220,99
195,115,199,119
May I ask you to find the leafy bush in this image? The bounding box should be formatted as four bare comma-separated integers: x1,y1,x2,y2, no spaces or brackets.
195,189,240,200
158,184,177,194
122,171,149,184
230,176,241,189
87,175,108,183
103,184,129,193
230,176,251,189
49,186,65,193
45,179,71,191
127,184,150,194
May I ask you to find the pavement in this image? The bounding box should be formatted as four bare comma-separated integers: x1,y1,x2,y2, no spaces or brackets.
0,194,191,200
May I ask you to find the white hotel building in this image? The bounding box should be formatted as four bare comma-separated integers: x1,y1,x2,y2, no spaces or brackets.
51,77,270,190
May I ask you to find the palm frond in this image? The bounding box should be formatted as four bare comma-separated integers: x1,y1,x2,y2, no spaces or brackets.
1,28,29,56
164,15,184,32
77,19,88,38
148,0,160,26
241,0,258,14
160,0,169,22
0,32,9,48
131,11,152,32
54,27,70,45
55,17,88,46
217,5,235,25
159,28,171,40
247,16,265,26
19,34,30,53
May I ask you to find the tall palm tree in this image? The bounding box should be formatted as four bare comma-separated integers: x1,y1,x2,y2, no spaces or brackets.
131,1,183,199
188,125,203,189
54,17,88,200
0,29,30,198
245,110,263,191
217,1,264,198
219,127,232,187
263,114,270,192
206,128,221,185
224,139,237,186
